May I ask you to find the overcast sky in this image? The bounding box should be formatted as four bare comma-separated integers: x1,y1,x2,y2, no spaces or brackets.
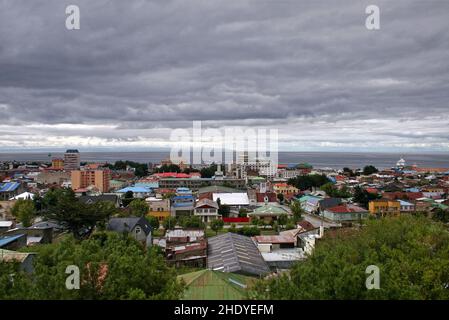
0,0,448,153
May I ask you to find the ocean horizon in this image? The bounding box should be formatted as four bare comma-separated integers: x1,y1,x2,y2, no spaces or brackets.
1,151,448,170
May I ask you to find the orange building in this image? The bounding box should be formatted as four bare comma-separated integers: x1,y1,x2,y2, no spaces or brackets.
71,169,111,193
51,158,64,170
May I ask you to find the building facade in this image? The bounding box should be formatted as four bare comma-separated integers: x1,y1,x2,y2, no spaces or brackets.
71,169,111,193
64,149,80,171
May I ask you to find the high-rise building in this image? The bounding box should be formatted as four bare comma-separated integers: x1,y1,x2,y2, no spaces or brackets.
64,149,80,171
71,169,110,193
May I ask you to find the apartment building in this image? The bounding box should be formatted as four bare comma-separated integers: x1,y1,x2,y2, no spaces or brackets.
64,149,80,171
71,169,111,193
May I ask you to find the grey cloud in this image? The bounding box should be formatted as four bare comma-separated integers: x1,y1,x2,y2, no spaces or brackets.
0,0,448,151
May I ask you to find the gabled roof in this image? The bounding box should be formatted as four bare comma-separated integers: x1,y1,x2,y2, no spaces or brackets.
250,204,289,216
207,233,270,277
79,195,118,204
0,234,25,248
326,204,368,214
107,217,151,235
195,198,219,209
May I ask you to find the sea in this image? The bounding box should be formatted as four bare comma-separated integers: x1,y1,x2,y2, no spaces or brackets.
1,151,449,170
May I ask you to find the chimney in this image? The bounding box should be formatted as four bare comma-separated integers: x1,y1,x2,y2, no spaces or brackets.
319,226,324,238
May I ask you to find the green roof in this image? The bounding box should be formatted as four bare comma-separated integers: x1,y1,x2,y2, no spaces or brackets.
250,204,289,216
177,270,255,300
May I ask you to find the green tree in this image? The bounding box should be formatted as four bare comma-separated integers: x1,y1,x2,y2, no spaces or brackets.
0,232,183,299
251,215,449,300
290,201,303,222
11,199,36,227
128,199,149,217
278,214,288,227
237,226,261,237
320,182,351,198
277,193,284,203
432,208,449,223
43,190,116,239
288,174,330,191
210,219,224,235
353,186,380,209
146,216,160,230
363,165,379,176
163,216,177,230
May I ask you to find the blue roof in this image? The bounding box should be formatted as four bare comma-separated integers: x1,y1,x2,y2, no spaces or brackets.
173,195,194,200
0,234,25,248
0,182,20,193
173,202,194,208
116,186,152,193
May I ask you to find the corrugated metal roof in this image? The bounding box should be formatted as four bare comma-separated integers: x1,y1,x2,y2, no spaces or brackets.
207,233,270,277
0,182,20,193
0,234,25,248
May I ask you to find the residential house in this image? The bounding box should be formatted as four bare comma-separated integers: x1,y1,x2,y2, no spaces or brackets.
248,204,290,223
322,204,369,222
171,195,195,217
368,199,401,216
207,233,270,277
194,199,220,223
147,197,171,222
106,217,152,247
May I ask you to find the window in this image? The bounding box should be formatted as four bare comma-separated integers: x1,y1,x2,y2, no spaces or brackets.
135,226,142,235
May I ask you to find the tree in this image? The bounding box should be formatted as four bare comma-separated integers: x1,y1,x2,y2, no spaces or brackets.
353,186,380,209
153,164,181,173
238,208,248,217
122,191,135,207
179,216,205,229
288,174,330,191
146,216,160,230
11,199,36,227
290,201,303,222
432,208,449,223
237,226,261,237
128,199,149,217
278,214,288,227
0,232,183,299
200,163,218,178
320,182,351,198
277,193,284,203
251,215,449,300
43,190,117,239
363,165,379,176
163,216,177,230
210,219,224,235
217,198,230,218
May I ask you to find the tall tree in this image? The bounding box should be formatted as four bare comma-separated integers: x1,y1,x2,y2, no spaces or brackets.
11,199,36,227
128,199,149,217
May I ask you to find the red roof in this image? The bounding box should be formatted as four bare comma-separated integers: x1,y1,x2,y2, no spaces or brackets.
327,204,367,213
153,172,192,178
256,192,277,203
297,220,316,231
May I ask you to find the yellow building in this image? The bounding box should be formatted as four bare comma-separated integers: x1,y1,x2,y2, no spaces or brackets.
51,158,64,170
273,183,299,195
368,199,401,216
147,198,171,222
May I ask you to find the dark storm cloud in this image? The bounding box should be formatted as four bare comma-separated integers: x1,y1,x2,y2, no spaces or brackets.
0,0,448,151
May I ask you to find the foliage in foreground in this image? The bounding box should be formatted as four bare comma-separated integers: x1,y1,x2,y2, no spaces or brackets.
251,215,449,300
0,232,183,300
